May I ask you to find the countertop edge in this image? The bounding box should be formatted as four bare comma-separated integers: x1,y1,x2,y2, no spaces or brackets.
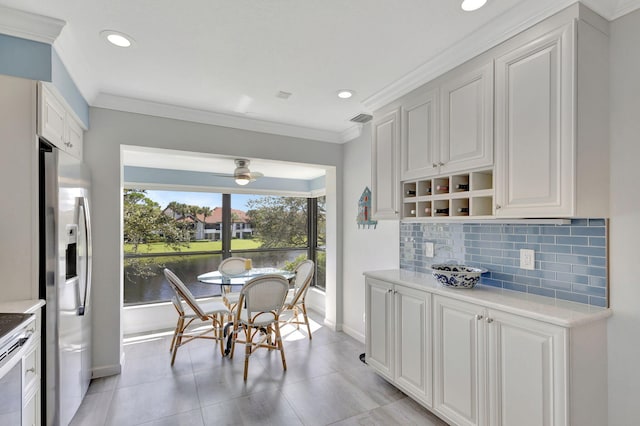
0,299,46,314
364,269,611,328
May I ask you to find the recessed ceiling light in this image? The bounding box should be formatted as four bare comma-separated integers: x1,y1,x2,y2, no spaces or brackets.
100,30,134,48
461,0,487,11
337,90,354,99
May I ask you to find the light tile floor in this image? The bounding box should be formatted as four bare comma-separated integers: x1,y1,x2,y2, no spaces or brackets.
70,312,448,426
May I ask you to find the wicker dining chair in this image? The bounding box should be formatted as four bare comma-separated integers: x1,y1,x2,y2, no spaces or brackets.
229,274,289,380
164,268,230,364
218,257,248,312
281,260,315,339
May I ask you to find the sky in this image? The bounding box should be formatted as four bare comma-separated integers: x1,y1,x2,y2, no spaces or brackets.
145,190,259,211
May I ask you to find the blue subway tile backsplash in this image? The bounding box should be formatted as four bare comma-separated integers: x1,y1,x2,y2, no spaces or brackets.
400,219,608,307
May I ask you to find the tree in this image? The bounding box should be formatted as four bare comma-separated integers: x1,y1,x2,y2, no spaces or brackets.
246,196,308,248
123,189,187,252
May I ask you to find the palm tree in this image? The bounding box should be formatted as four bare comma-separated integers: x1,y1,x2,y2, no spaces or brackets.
166,201,180,219
198,206,212,240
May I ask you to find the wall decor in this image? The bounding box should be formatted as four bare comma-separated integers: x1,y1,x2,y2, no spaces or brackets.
357,187,377,229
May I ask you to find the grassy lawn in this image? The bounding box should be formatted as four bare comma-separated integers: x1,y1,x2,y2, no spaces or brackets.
124,239,262,254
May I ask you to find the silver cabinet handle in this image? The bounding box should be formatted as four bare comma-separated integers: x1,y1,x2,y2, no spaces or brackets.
26,367,36,374
495,205,501,210
486,318,494,323
438,162,445,166
476,314,483,321
387,289,393,294
432,163,438,168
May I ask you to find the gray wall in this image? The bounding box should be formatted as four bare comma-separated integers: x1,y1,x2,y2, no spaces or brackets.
84,107,343,373
340,124,399,341
608,9,640,424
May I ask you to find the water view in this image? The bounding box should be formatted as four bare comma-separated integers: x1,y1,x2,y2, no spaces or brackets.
124,250,306,305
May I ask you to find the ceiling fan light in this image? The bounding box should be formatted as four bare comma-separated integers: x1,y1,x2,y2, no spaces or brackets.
235,174,251,185
461,0,487,11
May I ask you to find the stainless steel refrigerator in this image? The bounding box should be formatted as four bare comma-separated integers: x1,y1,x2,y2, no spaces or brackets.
39,140,93,426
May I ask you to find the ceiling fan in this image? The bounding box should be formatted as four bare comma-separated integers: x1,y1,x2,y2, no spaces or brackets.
212,159,264,186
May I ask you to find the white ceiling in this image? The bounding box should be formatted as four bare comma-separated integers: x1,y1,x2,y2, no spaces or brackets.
0,0,637,143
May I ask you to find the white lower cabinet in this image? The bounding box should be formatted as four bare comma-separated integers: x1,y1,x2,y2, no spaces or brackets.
364,271,609,426
433,295,565,426
365,278,432,407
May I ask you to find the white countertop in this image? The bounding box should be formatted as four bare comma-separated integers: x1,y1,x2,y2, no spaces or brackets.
0,299,45,314
364,269,611,327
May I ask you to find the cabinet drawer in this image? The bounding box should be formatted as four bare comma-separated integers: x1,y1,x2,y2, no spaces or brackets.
22,345,39,392
22,387,39,426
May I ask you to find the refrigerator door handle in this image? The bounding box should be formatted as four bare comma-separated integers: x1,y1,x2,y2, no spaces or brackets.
77,196,92,316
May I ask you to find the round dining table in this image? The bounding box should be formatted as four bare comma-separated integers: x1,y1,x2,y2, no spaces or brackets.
197,267,296,355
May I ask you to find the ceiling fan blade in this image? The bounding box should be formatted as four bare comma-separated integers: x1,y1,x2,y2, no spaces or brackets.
248,171,263,180
210,172,235,178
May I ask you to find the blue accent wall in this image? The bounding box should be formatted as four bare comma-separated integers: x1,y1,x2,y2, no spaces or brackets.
124,166,322,194
400,219,608,307
52,49,89,127
0,33,51,81
0,34,89,127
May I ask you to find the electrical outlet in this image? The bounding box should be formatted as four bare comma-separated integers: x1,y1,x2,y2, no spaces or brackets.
425,242,435,258
520,249,535,270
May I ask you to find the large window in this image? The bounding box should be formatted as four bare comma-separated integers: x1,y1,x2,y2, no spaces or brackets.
123,189,325,305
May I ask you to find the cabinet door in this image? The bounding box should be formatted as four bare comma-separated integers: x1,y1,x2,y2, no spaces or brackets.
439,62,493,174
65,115,83,160
371,108,400,219
486,309,566,426
394,285,432,407
38,85,65,148
22,386,39,426
495,23,575,217
401,89,439,180
433,296,485,426
365,278,394,380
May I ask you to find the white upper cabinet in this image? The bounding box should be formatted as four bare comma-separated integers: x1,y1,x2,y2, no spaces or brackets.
494,24,574,217
371,107,401,220
401,88,439,180
494,6,609,218
376,4,609,220
38,83,84,160
439,61,494,175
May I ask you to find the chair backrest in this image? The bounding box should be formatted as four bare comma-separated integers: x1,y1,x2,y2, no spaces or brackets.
164,268,206,319
218,257,247,276
290,260,315,305
239,274,289,321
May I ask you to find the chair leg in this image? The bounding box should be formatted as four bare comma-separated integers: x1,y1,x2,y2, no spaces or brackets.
229,321,239,359
274,321,287,371
293,307,300,330
215,314,226,357
169,317,181,352
244,325,252,381
171,317,184,366
301,302,312,340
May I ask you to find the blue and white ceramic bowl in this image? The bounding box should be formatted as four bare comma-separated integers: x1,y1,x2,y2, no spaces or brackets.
431,264,487,289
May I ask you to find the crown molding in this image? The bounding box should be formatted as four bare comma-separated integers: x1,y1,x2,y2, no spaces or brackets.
0,5,65,44
340,124,362,143
93,93,346,144
611,0,640,18
362,0,579,113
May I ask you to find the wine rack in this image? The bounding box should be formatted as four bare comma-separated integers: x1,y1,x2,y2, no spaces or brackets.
402,169,494,220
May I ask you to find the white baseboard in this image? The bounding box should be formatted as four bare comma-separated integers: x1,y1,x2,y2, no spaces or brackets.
342,324,365,343
92,363,121,379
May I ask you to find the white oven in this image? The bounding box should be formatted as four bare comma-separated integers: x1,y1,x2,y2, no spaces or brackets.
0,314,36,425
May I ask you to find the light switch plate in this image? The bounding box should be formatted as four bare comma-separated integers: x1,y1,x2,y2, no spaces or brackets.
520,249,535,270
425,242,435,258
